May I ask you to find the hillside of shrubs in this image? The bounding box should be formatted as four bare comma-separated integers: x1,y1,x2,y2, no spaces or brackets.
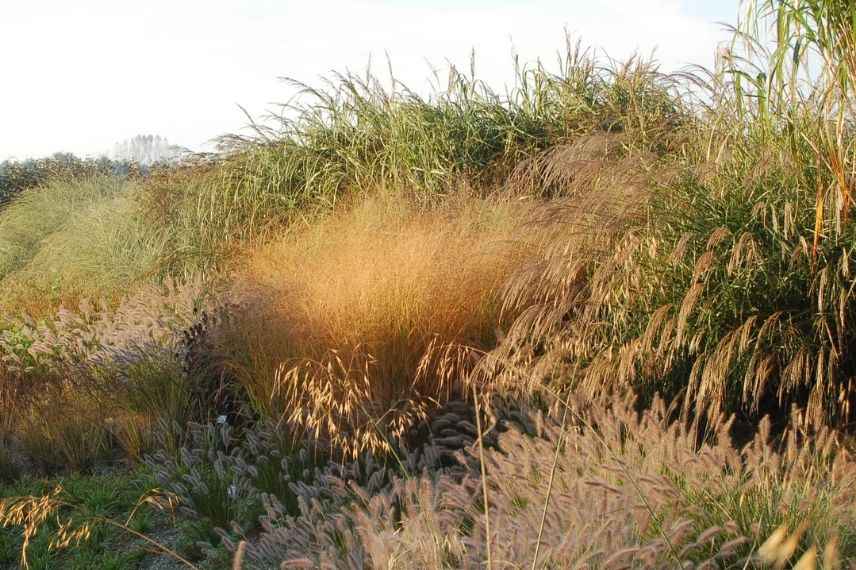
1,2,856,568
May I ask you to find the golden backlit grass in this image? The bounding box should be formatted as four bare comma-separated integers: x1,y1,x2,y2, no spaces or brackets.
220,191,563,457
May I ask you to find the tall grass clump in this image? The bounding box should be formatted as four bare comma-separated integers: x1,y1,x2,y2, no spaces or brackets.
478,1,856,428
142,42,684,268
215,192,564,458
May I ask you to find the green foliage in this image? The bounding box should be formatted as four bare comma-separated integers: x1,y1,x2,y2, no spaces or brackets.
0,175,171,310
0,470,160,570
634,0,856,424
0,153,131,209
139,44,683,272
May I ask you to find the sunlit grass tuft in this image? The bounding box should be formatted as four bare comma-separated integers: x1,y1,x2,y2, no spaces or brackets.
219,192,560,457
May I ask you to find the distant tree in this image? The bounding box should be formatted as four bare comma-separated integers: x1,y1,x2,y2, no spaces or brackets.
112,134,187,165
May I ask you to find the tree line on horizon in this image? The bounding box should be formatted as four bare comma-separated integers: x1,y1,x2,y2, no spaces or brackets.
0,135,190,207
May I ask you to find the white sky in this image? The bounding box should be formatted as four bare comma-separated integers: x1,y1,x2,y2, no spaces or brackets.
0,0,739,161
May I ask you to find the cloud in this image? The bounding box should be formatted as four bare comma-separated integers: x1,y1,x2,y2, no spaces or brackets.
0,0,735,160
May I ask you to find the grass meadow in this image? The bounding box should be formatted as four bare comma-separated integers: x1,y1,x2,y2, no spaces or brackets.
1,1,856,568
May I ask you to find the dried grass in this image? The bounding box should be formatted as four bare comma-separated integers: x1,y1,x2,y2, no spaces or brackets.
218,193,566,459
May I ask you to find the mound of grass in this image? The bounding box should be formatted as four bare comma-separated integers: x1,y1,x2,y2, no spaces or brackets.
218,192,564,458
0,44,682,317
0,176,169,315
131,43,682,277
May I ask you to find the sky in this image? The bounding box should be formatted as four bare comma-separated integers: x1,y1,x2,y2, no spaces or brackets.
0,0,740,161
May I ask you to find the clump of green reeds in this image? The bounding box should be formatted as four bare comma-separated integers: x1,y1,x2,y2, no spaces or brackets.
139,40,683,270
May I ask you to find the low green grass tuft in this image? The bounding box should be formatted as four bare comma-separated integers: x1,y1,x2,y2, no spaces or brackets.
0,469,165,570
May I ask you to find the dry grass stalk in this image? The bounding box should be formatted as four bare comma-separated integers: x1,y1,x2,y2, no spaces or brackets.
472,384,493,570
